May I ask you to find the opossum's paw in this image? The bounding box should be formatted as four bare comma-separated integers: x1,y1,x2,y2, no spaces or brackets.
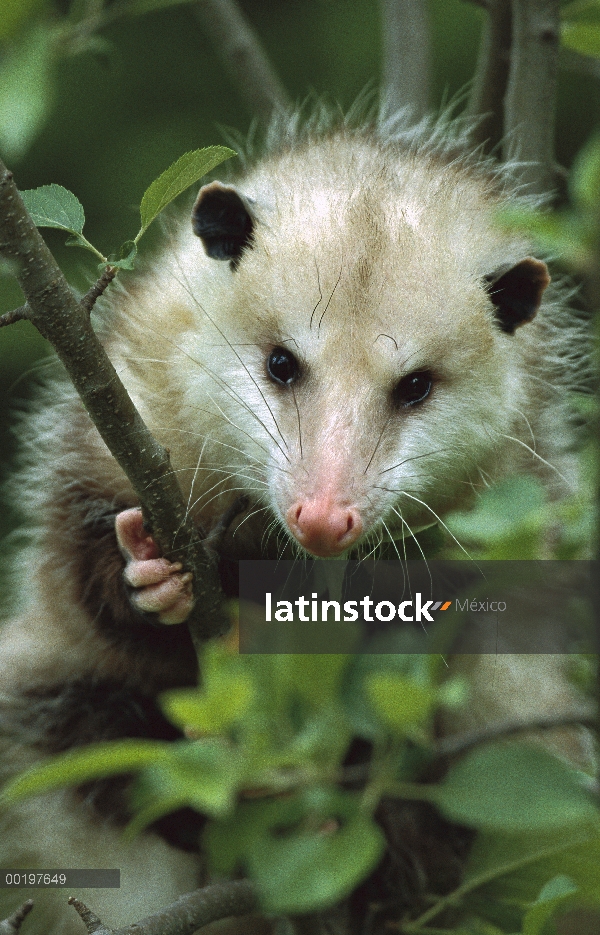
115,508,194,625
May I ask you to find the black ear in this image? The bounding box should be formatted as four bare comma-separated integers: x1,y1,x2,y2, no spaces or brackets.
485,258,550,334
192,181,254,267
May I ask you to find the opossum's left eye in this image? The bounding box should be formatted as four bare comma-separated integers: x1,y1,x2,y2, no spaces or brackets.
393,370,433,407
267,347,300,385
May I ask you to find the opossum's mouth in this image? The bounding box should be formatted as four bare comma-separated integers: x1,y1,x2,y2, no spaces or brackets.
281,499,438,559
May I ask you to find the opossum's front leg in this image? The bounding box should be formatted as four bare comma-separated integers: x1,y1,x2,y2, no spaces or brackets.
116,508,195,625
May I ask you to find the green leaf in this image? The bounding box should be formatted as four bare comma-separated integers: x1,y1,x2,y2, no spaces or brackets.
137,146,236,238
365,673,436,736
21,184,85,234
162,674,254,734
446,475,549,558
253,806,385,913
204,795,307,878
569,133,600,211
20,185,106,262
0,26,54,162
132,740,243,820
283,654,352,706
522,876,578,935
0,740,169,804
562,22,600,57
206,790,385,914
432,744,600,832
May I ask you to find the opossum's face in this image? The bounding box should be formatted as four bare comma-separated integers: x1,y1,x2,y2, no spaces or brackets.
190,177,549,558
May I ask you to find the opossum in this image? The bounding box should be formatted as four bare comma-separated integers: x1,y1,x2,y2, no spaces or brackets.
0,110,594,935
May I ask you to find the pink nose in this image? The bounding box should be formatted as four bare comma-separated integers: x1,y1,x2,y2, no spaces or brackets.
286,499,363,557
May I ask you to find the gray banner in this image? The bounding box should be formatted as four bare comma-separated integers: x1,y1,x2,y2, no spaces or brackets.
0,870,120,888
238,560,598,654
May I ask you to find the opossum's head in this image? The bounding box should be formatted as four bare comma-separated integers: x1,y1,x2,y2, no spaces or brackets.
189,161,549,558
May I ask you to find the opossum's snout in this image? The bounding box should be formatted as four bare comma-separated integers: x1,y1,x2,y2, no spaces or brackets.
286,498,363,557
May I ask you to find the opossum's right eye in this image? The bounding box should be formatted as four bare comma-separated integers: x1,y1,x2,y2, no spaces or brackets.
393,370,433,408
267,347,300,385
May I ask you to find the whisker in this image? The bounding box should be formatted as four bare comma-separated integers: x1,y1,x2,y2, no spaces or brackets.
291,384,303,460
508,405,537,450
399,491,481,568
187,475,231,513
379,449,443,476
185,438,208,521
122,299,291,465
360,531,384,561
123,357,171,365
168,262,291,457
232,504,270,537
364,417,390,475
497,432,569,485
191,484,263,516
390,508,433,604
204,391,293,475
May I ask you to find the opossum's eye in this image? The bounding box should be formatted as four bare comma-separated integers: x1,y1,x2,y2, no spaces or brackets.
267,347,300,385
393,370,433,408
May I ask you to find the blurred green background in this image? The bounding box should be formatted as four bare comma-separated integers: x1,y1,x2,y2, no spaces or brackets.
1,0,599,565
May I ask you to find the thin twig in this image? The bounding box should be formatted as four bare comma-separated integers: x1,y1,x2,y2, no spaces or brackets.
193,0,290,125
435,709,597,759
380,0,431,121
400,834,591,932
68,900,108,935
69,882,258,935
81,265,118,314
0,158,229,642
465,0,512,151
503,0,561,195
0,902,34,935
0,305,28,327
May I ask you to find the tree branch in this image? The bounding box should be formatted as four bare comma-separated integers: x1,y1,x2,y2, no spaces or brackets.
68,881,258,935
193,0,291,125
379,0,431,121
0,902,34,935
465,0,512,152
503,0,561,195
435,709,597,759
0,158,232,644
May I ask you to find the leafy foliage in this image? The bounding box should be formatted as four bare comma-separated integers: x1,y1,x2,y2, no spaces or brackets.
19,145,235,269
1,641,598,928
